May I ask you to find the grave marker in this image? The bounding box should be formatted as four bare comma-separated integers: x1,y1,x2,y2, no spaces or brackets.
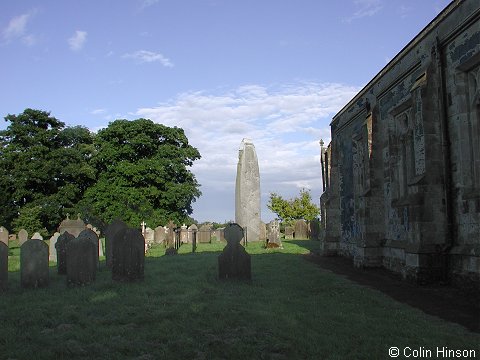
112,228,145,282
104,219,128,268
66,236,97,286
0,226,8,246
0,242,8,291
18,229,28,246
218,223,251,280
21,239,49,288
55,231,75,275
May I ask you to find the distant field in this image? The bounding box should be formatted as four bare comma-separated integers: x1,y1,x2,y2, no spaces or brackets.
1,239,478,359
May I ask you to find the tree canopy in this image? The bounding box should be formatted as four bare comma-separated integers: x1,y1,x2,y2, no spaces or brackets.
267,188,320,224
0,110,202,233
78,118,201,228
0,109,95,234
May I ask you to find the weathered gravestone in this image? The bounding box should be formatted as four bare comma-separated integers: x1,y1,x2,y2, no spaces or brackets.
294,219,309,239
198,224,212,243
21,239,49,288
267,219,281,248
309,219,321,241
180,224,189,243
31,232,43,240
66,235,97,286
58,214,86,238
78,229,100,268
0,226,8,246
189,224,198,252
0,242,8,291
259,222,267,242
154,225,166,244
218,223,251,280
284,226,294,240
217,227,225,242
166,221,176,248
55,231,75,275
112,228,145,281
18,229,28,246
49,232,60,262
144,227,155,250
104,219,128,269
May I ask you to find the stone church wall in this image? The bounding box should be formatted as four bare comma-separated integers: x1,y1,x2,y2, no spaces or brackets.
320,0,480,289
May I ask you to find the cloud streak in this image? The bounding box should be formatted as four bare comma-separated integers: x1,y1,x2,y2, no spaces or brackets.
122,50,174,67
68,30,87,51
343,0,383,23
133,82,359,222
2,11,36,45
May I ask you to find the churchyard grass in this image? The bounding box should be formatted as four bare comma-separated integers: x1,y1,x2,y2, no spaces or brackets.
1,239,478,359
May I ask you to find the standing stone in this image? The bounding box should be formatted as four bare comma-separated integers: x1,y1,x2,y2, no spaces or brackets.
294,219,309,239
18,229,28,246
235,138,261,241
218,223,251,280
58,214,86,238
55,232,75,275
154,225,166,244
104,219,128,268
20,239,49,288
31,232,43,240
267,219,282,248
49,232,60,262
0,226,9,246
112,228,145,282
0,242,8,291
66,236,97,286
78,229,100,268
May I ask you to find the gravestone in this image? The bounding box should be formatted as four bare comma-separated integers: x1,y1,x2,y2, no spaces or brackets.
31,232,43,240
188,224,198,243
20,239,49,288
154,225,166,244
0,242,8,291
198,224,212,243
310,219,321,240
78,229,100,268
218,223,251,280
0,226,8,246
112,228,145,282
166,221,176,248
49,232,60,262
66,236,97,286
294,219,309,239
267,219,281,248
58,214,86,238
55,231,75,275
259,222,267,241
18,229,28,246
144,227,155,248
180,224,188,243
284,226,294,240
235,138,261,241
104,219,128,268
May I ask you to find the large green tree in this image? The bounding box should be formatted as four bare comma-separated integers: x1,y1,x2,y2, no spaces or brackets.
267,188,320,225
0,109,96,232
79,119,201,228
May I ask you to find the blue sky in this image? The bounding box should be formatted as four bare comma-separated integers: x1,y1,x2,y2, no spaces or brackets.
1,0,451,224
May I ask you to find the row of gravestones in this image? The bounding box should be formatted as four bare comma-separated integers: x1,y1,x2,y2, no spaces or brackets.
284,219,321,240
0,220,145,291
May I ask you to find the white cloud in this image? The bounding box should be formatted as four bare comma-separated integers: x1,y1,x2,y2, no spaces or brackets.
134,82,359,222
91,108,106,115
343,0,383,23
68,30,87,51
2,11,37,45
122,50,174,67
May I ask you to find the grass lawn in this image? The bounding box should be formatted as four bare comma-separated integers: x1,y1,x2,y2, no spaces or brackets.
1,239,479,359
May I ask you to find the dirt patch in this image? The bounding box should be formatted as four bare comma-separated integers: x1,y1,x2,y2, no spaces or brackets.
303,253,480,333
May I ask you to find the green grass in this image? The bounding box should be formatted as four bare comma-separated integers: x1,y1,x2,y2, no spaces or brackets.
1,239,479,359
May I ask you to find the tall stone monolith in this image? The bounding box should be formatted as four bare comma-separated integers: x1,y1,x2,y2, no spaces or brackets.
235,138,261,242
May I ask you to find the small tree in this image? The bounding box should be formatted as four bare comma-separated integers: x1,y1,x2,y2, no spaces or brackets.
267,189,319,225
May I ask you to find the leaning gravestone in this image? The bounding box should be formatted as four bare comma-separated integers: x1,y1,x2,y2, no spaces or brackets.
0,226,9,246
112,228,145,282
66,236,97,286
18,229,28,246
294,219,309,239
20,239,49,288
55,231,75,275
218,223,251,280
0,242,8,291
78,229,100,268
104,219,128,268
49,232,60,262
